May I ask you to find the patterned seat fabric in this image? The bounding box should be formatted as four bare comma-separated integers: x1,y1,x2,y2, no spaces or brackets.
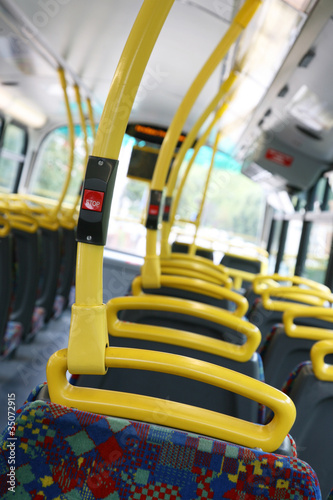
327,488,333,500
0,384,321,499
281,361,312,396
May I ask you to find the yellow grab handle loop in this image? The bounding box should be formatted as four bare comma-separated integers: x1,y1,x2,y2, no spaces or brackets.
48,348,295,453
7,213,39,233
261,287,333,311
311,339,333,381
0,215,10,237
253,273,330,295
107,295,260,362
131,275,248,317
161,257,233,288
283,306,333,341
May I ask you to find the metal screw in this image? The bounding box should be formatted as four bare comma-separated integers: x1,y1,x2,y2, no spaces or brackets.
98,160,104,166
87,235,92,241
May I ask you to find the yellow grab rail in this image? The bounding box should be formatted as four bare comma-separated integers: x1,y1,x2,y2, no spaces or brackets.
253,274,330,295
160,257,232,288
283,306,333,341
160,71,237,258
142,0,262,288
311,339,333,381
262,287,333,311
48,348,295,453
131,275,248,317
107,295,260,362
6,212,39,233
0,215,10,237
68,0,175,375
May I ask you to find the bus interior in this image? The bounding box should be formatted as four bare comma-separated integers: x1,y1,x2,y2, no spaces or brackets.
0,0,333,498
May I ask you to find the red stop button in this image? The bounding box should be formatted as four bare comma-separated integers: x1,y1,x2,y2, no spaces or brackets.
82,189,104,212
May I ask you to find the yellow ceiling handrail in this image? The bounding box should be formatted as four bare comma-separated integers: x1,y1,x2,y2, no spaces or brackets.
283,306,333,341
131,275,248,317
48,347,295,453
107,295,260,362
311,339,333,381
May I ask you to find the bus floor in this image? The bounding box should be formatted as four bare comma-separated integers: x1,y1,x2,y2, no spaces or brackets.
0,309,71,433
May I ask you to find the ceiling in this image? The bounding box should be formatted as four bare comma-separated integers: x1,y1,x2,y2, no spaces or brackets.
0,0,333,193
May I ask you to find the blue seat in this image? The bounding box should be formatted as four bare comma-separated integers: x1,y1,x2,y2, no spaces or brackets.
280,340,333,498
0,382,321,499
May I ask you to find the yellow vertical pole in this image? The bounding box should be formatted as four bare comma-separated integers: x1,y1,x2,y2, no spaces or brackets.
160,72,237,258
142,0,262,287
68,0,175,375
188,129,221,256
50,67,75,220
87,97,96,141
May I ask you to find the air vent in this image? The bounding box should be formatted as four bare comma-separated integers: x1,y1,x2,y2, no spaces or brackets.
278,85,289,97
298,48,316,67
296,124,322,140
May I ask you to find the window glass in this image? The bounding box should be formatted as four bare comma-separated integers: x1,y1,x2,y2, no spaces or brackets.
267,218,283,273
106,139,266,256
280,219,303,275
303,222,332,284
0,122,27,193
29,125,93,204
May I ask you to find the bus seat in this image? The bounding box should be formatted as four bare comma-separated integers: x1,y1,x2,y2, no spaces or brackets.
283,340,333,498
171,240,214,260
261,307,333,389
53,226,77,318
74,295,264,423
31,227,61,334
0,357,321,499
0,220,12,357
327,488,333,500
8,226,40,345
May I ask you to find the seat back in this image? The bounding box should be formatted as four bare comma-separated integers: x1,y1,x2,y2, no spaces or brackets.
286,340,333,498
0,225,12,357
171,240,214,260
262,307,333,389
0,383,321,499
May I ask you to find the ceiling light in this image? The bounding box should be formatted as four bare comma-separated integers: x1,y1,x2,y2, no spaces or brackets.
282,0,315,13
287,85,333,132
0,88,47,128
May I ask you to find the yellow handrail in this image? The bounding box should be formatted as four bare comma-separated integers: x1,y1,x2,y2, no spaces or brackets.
253,274,330,295
262,287,333,311
107,295,259,362
131,275,248,317
160,71,237,258
160,257,233,287
311,339,333,381
68,0,175,375
142,0,262,288
188,129,221,256
283,306,333,341
48,348,295,452
0,214,10,237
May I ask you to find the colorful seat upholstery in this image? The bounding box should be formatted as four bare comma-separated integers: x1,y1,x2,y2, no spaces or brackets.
0,384,321,499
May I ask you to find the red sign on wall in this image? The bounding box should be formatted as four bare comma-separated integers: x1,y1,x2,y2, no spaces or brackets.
265,148,294,167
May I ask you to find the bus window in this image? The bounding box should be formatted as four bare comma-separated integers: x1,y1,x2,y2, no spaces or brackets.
279,218,303,275
106,134,149,256
0,122,27,193
174,147,266,249
303,220,332,283
28,125,93,204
